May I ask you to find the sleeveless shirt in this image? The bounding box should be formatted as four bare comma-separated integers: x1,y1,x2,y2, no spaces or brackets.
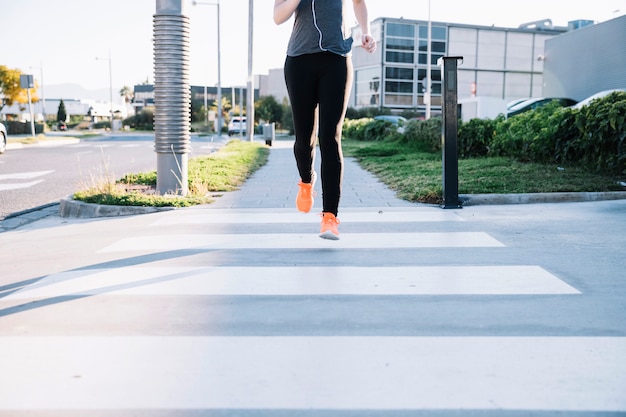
286,0,354,57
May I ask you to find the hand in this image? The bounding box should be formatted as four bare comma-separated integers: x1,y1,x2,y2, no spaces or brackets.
361,34,377,53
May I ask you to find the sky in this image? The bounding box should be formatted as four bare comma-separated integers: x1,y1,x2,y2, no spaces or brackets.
1,0,624,103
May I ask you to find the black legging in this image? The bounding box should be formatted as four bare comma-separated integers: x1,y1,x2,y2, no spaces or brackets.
284,52,353,216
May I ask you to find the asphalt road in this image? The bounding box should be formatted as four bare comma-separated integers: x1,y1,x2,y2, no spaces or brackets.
0,132,225,220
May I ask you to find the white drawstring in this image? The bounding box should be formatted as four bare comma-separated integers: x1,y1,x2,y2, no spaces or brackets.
311,0,328,51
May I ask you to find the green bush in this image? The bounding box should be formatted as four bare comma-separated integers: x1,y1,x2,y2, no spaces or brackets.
490,101,565,162
571,91,626,175
343,118,373,141
486,92,626,175
401,117,441,151
458,117,495,158
363,119,394,141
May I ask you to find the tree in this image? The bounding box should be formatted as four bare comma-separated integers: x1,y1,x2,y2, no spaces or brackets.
57,99,67,122
120,85,133,116
255,95,282,124
0,65,23,110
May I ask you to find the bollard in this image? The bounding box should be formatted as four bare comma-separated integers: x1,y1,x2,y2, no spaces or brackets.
263,122,275,146
438,56,464,209
154,0,191,195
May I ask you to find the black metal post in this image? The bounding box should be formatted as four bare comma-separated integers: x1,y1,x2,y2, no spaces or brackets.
439,56,463,209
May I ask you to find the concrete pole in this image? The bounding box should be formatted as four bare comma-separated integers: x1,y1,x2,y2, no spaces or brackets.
246,0,254,142
154,0,191,195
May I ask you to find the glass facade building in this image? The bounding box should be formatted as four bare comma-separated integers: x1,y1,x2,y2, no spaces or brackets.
351,18,566,115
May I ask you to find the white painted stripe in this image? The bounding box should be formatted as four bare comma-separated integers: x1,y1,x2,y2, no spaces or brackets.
151,210,464,225
0,336,624,411
99,232,503,252
0,180,44,191
0,170,54,181
3,266,579,299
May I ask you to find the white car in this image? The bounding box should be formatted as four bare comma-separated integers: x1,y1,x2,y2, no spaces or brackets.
571,89,626,110
228,117,247,136
0,123,7,154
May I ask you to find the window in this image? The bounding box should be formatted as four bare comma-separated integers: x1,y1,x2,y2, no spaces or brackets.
355,67,381,107
384,66,414,107
385,22,415,64
417,25,447,65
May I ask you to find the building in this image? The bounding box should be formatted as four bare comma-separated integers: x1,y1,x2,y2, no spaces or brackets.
133,82,262,115
350,17,574,115
542,14,626,101
1,98,126,124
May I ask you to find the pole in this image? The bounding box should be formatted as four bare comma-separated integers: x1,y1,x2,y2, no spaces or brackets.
439,56,463,209
108,50,114,131
425,0,432,119
27,88,35,136
246,0,254,141
216,0,222,136
204,85,209,129
192,0,222,135
154,0,191,195
39,62,46,124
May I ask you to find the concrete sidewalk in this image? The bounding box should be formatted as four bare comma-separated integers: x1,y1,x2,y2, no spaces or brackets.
0,137,625,416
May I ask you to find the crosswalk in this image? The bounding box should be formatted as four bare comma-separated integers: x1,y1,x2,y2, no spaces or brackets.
0,170,54,191
1,206,624,414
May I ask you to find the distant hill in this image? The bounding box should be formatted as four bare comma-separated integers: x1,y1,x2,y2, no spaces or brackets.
41,83,120,103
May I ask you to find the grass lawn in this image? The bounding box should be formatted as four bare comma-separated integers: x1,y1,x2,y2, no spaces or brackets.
342,138,625,204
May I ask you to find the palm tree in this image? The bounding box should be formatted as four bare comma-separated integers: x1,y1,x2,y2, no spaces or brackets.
119,86,134,117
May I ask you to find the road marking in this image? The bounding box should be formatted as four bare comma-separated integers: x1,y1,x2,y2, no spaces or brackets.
2,265,579,299
1,336,623,411
99,232,504,252
151,209,464,225
0,180,44,191
0,170,54,181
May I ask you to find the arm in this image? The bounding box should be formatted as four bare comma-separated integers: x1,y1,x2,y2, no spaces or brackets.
352,0,377,53
274,0,301,25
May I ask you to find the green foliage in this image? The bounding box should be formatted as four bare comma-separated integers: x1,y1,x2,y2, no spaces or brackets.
123,109,154,131
0,65,22,109
255,95,283,124
73,190,206,208
57,99,67,122
571,91,626,175
490,102,565,161
363,119,395,141
458,117,495,158
343,118,374,141
343,137,623,204
401,117,441,151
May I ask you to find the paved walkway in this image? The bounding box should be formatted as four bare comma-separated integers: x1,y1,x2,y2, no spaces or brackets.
0,138,625,416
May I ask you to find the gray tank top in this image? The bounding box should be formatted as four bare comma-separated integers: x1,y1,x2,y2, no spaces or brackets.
286,0,354,57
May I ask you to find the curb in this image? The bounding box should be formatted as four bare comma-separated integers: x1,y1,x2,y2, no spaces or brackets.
460,191,626,206
59,198,176,218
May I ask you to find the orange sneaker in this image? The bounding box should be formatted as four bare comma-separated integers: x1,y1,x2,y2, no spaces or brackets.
296,172,317,213
319,212,340,240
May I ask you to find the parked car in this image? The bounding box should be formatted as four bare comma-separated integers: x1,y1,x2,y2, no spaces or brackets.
571,89,626,110
374,115,407,126
506,98,530,110
57,121,67,131
506,97,577,118
374,115,407,133
228,117,246,136
0,122,7,154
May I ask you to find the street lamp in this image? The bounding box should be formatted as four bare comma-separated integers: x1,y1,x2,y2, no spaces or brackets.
192,0,222,136
96,50,115,131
